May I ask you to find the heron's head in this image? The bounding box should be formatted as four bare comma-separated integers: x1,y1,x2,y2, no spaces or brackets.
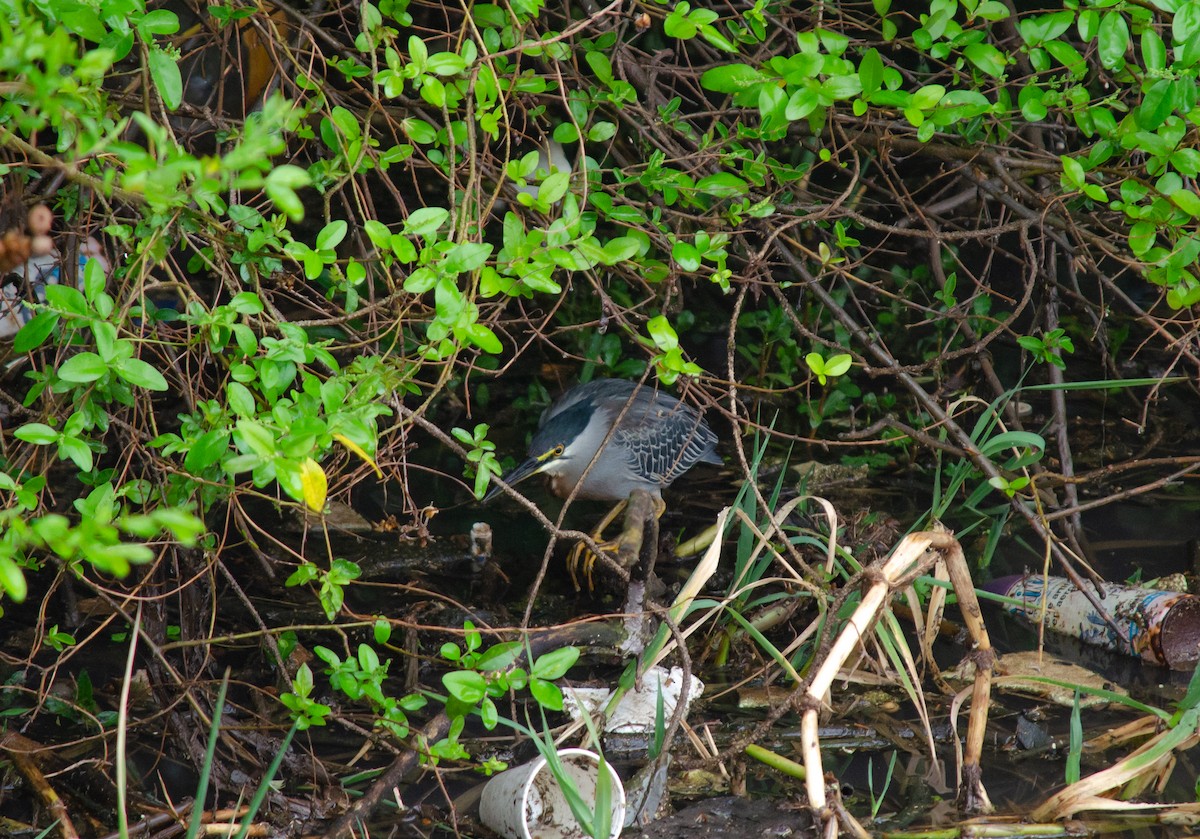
483,399,594,501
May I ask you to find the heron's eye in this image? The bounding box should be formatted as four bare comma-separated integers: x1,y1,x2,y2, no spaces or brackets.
552,444,565,457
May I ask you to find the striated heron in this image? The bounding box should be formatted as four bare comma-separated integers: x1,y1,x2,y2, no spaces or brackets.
485,378,720,584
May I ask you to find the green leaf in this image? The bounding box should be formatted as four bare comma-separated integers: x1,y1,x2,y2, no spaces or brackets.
374,620,392,644
580,50,612,86
58,352,108,383
587,121,616,142
442,670,487,704
15,423,59,445
665,5,698,38
537,171,570,204
910,84,946,110
785,86,820,120
1171,189,1200,217
1141,29,1167,72
696,172,748,197
974,1,1009,20
115,357,169,390
62,5,107,40
1078,9,1098,41
408,34,429,66
139,9,179,35
148,47,182,109
1174,1,1200,44
44,283,87,315
1097,12,1129,69
235,419,277,458
859,48,883,96
0,555,27,603
403,267,437,294
466,323,503,353
401,118,437,144
475,641,521,670
552,122,579,143
83,255,106,302
646,315,679,350
479,696,498,729
1044,40,1085,78
264,166,311,221
824,354,853,377
963,42,1008,76
699,25,737,52
185,429,231,473
602,237,641,263
363,220,391,249
444,242,493,273
1019,86,1047,121
979,430,1045,458
1060,155,1085,189
528,677,564,711
700,63,771,93
672,241,701,271
316,220,348,250
426,52,467,75
531,646,579,680
13,311,59,353
59,436,93,472
1137,80,1175,131
404,207,450,236
230,292,265,315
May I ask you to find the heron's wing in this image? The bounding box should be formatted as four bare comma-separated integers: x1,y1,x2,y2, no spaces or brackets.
612,400,718,485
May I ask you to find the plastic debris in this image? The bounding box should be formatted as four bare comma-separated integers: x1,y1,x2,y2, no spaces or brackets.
479,747,625,839
563,666,704,735
987,574,1200,669
1,207,109,340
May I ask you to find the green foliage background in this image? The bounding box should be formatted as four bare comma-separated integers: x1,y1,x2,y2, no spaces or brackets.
0,0,1196,822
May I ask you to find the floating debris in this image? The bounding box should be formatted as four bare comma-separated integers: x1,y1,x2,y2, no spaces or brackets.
563,666,704,737
479,747,625,839
987,574,1200,669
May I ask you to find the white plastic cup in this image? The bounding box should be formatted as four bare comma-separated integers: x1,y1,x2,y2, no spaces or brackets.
479,747,626,839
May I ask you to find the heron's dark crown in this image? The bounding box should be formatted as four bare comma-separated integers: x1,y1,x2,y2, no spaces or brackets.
528,398,594,455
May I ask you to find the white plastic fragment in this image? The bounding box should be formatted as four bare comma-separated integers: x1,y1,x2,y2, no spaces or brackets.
563,666,704,735
479,747,625,839
2,238,110,339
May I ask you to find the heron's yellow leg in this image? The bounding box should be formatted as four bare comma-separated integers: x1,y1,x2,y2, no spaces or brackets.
567,495,667,590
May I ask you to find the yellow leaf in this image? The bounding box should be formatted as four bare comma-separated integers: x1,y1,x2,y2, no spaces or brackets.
333,433,383,479
300,457,328,513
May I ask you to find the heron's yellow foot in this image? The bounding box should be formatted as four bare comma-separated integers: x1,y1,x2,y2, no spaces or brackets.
566,495,666,590
567,528,643,591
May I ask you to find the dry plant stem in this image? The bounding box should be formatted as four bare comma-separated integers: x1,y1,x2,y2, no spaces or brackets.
653,610,694,763
801,531,994,836
202,823,269,836
1039,460,1200,521
724,285,815,579
778,250,1121,633
0,732,81,839
619,489,659,650
319,713,453,839
937,531,995,814
115,601,142,839
1031,722,1200,821
1043,257,1086,557
97,806,249,839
